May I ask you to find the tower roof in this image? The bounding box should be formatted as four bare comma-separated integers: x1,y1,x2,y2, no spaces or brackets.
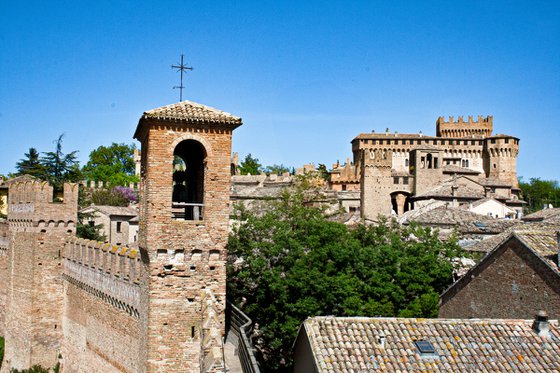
134,100,242,140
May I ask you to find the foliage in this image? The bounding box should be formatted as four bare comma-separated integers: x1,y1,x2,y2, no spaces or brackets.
15,148,47,179
264,164,291,176
82,143,138,187
317,163,329,181
76,186,105,240
227,188,463,372
90,188,129,207
41,134,82,190
0,336,4,368
519,177,560,213
238,153,263,175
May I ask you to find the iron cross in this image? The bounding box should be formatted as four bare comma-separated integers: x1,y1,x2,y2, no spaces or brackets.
171,54,193,102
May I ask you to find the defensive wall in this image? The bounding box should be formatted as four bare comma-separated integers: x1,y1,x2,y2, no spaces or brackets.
62,238,141,372
1,100,245,372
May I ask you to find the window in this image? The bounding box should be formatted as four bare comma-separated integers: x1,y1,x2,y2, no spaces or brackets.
505,138,509,144
461,159,469,168
434,157,439,169
427,154,433,169
414,340,438,358
172,139,206,220
88,221,94,227
116,222,122,233
491,139,496,144
403,177,409,184
405,159,409,167
393,177,399,185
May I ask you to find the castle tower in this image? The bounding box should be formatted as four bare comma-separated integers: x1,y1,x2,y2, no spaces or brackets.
436,115,493,138
410,145,445,196
360,148,393,220
133,101,242,371
1,176,77,371
484,135,520,188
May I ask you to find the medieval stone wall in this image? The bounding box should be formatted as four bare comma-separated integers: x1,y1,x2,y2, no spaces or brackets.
62,239,141,372
0,222,7,337
439,237,560,319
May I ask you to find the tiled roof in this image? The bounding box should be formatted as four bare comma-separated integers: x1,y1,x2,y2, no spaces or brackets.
402,206,517,234
141,100,242,126
523,208,560,222
478,177,512,187
300,316,560,372
442,165,481,174
413,184,485,200
82,205,138,217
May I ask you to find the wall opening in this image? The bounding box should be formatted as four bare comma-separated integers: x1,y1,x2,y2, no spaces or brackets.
172,140,206,220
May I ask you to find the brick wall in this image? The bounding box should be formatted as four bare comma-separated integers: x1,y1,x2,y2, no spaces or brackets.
439,236,560,319
137,122,233,371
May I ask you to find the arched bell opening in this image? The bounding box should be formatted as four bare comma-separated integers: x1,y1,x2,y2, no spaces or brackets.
172,139,206,220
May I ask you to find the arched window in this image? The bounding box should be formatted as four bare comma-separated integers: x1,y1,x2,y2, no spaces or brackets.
172,140,206,220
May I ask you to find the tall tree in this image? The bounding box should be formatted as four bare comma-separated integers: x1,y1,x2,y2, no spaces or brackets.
519,177,560,213
238,153,263,175
15,148,46,179
82,143,138,187
41,134,81,189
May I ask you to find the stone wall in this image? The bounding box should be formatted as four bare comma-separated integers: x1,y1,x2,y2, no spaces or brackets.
439,236,560,319
0,221,7,337
62,239,141,372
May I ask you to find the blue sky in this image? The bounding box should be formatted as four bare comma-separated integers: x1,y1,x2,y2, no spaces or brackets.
1,1,559,180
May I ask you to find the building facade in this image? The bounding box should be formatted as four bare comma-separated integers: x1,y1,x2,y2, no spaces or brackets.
348,116,521,220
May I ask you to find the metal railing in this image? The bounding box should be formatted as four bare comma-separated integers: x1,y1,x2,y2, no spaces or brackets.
171,202,204,220
225,301,261,373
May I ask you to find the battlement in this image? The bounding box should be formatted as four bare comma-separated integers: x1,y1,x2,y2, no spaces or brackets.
63,238,141,316
6,178,78,227
436,115,493,138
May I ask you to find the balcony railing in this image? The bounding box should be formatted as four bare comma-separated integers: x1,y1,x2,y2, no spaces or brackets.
172,202,204,221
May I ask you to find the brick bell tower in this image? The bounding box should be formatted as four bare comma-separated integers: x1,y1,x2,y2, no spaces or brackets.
133,101,242,372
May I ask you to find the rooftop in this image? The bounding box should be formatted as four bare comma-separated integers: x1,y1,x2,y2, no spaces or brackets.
523,208,560,222
82,205,139,217
299,316,560,372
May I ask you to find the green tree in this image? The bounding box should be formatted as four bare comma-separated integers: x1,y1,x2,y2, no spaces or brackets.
264,164,290,176
238,153,263,175
519,177,560,213
228,187,463,372
41,134,81,190
0,336,4,368
15,148,46,179
82,143,138,187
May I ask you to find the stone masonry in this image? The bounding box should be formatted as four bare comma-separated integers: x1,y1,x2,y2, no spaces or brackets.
0,100,242,372
350,116,521,220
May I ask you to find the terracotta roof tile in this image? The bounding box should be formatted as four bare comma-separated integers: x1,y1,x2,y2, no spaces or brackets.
301,316,560,372
523,208,560,222
141,100,242,126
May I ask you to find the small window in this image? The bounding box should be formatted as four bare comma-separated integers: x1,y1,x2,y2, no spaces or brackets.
372,140,377,145
342,185,347,191
393,177,399,185
116,222,122,233
505,138,509,144
88,221,95,227
491,139,496,144
403,177,409,184
414,340,438,358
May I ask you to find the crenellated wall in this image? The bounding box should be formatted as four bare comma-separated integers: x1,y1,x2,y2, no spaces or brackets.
61,238,141,372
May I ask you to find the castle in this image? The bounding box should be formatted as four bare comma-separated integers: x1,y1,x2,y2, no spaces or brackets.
331,115,524,220
0,100,242,372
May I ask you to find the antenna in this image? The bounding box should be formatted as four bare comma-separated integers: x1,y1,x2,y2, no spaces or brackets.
171,54,193,102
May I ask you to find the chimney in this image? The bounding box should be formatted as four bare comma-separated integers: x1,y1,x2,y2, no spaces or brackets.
532,311,551,338
377,331,386,348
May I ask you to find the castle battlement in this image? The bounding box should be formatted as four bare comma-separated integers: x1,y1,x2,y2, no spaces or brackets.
63,238,141,317
6,179,78,228
436,115,493,138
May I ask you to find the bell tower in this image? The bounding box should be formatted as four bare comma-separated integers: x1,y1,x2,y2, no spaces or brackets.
133,100,242,371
